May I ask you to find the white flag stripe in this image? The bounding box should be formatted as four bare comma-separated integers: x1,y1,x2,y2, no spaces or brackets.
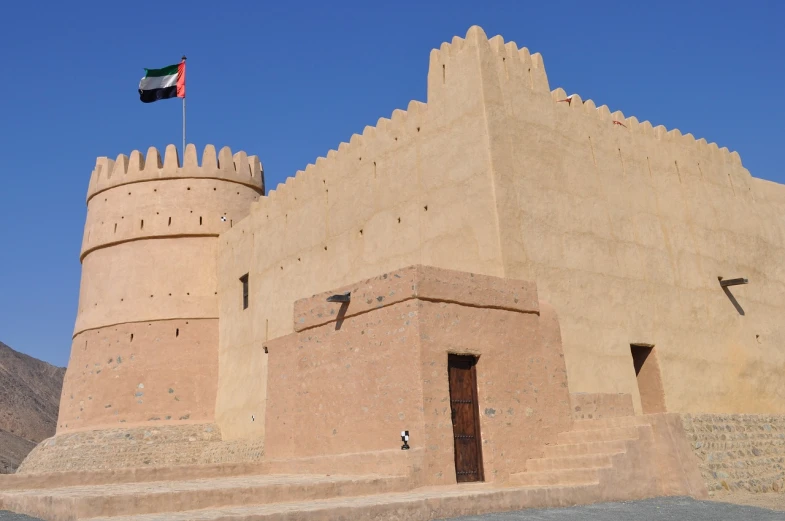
139,73,179,91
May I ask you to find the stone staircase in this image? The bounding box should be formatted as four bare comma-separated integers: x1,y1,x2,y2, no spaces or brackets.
0,473,602,521
510,416,650,489
0,414,707,521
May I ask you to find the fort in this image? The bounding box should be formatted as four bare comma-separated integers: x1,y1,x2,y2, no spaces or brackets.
2,25,784,521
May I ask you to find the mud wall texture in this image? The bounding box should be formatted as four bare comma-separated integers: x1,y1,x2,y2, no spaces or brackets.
218,26,785,433
262,266,571,485
682,413,785,493
570,393,635,420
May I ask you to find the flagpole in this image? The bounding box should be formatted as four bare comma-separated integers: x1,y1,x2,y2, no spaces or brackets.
181,55,187,156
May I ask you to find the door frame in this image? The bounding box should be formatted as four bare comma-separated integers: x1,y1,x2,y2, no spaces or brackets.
447,353,485,483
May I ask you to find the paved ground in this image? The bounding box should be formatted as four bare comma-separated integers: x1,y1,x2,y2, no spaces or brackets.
442,496,785,520
1,496,784,520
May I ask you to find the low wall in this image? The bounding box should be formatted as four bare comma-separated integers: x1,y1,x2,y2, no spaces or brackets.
681,414,785,493
570,393,634,420
17,424,263,474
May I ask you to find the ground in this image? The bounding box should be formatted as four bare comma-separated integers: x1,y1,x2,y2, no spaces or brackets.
1,496,784,521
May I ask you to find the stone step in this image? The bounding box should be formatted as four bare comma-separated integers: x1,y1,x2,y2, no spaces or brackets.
84,482,603,521
544,439,629,458
0,473,408,521
556,426,640,445
509,468,601,487
0,462,266,491
525,452,622,472
571,416,651,431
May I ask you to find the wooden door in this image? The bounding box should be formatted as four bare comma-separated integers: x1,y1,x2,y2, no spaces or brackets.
448,354,484,482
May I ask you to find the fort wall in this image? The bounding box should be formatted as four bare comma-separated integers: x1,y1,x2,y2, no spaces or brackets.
470,27,785,414
214,33,520,438
217,26,785,441
58,145,263,434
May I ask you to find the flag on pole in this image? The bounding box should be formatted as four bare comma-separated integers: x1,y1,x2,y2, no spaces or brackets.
138,61,186,103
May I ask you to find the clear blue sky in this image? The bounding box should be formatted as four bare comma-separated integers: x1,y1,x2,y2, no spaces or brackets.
0,1,782,367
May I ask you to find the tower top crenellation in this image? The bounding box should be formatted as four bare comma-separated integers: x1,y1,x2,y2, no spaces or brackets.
86,143,264,203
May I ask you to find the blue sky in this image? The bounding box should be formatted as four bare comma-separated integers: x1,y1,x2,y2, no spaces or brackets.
0,1,782,367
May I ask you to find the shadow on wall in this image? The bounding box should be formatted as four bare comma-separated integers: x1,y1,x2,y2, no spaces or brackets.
719,277,747,316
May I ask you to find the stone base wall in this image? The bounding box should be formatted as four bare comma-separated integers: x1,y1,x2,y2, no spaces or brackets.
570,393,635,420
681,414,785,493
17,424,264,474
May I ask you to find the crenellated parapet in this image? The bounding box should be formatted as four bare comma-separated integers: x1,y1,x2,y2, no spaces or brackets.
86,144,264,204
427,25,550,100
249,99,430,231
548,87,744,167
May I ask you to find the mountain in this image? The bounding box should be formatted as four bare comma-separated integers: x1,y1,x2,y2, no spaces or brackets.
0,341,66,473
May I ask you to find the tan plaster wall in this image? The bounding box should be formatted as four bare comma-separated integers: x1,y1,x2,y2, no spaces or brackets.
467,26,785,414
216,25,785,435
58,144,263,437
569,393,635,420
263,267,571,485
58,319,217,431
215,35,514,438
80,178,257,261
75,239,218,334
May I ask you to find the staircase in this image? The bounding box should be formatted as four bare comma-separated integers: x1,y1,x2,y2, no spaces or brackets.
510,416,651,489
0,472,601,521
0,414,706,521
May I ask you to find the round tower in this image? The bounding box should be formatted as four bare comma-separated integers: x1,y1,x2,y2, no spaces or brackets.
57,143,263,433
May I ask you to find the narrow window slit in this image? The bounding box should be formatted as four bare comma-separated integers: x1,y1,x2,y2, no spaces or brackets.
240,274,249,310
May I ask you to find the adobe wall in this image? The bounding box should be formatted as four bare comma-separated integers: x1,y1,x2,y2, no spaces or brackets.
217,25,785,436
263,266,572,485
570,393,635,420
214,34,528,438
56,145,263,435
468,26,785,414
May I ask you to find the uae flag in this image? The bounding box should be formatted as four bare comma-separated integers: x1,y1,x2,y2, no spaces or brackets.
138,61,185,103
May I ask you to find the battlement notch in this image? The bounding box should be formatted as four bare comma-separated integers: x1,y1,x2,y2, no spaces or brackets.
86,144,264,204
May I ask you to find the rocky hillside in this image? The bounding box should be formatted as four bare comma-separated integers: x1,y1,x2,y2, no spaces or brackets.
0,341,65,473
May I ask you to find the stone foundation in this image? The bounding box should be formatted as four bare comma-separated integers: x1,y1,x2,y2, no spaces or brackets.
570,393,635,420
681,414,785,493
17,424,264,474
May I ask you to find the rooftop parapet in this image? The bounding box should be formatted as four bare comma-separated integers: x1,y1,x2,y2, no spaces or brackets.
86,144,264,203
547,88,744,167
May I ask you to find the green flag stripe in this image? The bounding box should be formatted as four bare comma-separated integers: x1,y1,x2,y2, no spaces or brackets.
143,64,180,78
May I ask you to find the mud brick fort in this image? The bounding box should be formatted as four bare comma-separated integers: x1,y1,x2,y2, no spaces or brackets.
2,26,785,521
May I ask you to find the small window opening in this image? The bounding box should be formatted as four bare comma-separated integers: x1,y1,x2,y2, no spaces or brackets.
176,328,179,337
130,334,134,342
140,219,144,229
199,216,202,225
168,217,172,226
240,273,249,310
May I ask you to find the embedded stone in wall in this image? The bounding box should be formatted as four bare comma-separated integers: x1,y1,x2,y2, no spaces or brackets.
681,414,785,493
570,393,634,420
